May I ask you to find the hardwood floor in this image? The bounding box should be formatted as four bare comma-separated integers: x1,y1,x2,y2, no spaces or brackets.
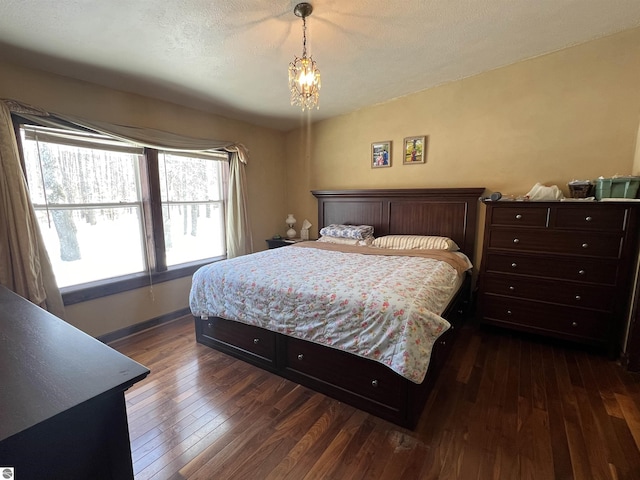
110,316,640,479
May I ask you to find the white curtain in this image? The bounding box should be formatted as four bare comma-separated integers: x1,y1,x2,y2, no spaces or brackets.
6,100,253,258
225,147,253,258
0,101,65,317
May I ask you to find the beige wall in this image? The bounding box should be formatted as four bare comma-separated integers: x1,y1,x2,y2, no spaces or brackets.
286,27,640,239
0,61,287,337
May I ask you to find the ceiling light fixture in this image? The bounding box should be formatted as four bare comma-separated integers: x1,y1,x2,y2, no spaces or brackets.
288,2,321,111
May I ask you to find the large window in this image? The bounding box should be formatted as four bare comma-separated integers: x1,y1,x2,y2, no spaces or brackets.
19,123,229,293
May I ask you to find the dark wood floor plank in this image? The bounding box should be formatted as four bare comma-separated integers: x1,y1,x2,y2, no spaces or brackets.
348,428,404,480
270,403,357,480
554,348,594,480
456,332,501,479
108,316,640,480
325,416,377,479
540,344,573,480
135,369,272,479
299,409,370,480
516,340,538,479
230,393,333,480
493,334,521,480
575,352,627,477
179,380,306,479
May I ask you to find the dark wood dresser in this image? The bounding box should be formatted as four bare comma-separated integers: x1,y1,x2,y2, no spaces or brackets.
0,286,149,479
478,200,640,354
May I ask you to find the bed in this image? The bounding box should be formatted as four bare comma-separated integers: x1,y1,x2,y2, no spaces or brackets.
190,188,484,428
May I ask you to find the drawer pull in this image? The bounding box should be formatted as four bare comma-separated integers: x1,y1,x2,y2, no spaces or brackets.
507,310,512,315
207,322,213,328
509,286,515,291
515,214,522,220
371,380,379,388
585,216,592,222
253,338,260,344
578,269,586,275
297,354,304,361
571,322,578,328
513,238,520,244
511,263,518,268
582,243,589,249
575,295,581,301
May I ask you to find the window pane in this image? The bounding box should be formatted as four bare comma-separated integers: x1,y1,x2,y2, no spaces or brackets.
163,203,226,265
22,131,141,205
158,153,224,202
21,125,147,287
158,152,228,266
36,207,146,287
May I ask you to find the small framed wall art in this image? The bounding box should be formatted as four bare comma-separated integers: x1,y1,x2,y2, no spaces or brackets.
371,141,391,168
403,136,427,164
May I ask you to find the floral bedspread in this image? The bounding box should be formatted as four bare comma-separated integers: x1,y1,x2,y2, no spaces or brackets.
189,243,469,383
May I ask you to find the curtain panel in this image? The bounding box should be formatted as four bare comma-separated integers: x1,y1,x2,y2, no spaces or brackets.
0,101,65,317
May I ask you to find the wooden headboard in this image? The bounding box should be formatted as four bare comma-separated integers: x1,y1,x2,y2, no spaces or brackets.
312,188,485,263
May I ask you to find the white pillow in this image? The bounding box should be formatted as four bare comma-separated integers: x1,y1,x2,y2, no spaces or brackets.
317,235,373,246
372,235,459,251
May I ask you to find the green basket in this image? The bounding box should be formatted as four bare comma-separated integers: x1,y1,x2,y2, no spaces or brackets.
595,177,640,200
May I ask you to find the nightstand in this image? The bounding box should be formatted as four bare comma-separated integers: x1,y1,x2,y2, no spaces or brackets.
266,238,290,249
266,238,309,249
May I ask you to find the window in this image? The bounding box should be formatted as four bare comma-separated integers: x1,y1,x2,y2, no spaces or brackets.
158,151,227,266
18,123,229,293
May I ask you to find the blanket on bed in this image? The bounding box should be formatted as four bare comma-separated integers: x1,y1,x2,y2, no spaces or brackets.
190,242,470,383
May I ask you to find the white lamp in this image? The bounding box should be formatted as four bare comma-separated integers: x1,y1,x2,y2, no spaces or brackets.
285,214,297,239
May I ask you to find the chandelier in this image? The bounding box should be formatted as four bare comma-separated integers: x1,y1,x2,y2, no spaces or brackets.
288,3,321,110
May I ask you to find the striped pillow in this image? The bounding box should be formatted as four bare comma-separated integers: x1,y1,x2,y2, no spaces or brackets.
372,235,459,251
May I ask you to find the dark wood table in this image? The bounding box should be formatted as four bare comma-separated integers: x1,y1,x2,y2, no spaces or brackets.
0,286,149,479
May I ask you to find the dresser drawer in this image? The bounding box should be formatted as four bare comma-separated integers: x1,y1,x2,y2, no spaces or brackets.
482,295,610,343
483,253,618,285
482,273,614,311
554,206,627,231
284,336,404,410
200,317,276,364
489,206,548,227
488,229,623,257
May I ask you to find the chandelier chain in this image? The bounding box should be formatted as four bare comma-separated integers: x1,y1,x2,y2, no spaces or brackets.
302,16,308,58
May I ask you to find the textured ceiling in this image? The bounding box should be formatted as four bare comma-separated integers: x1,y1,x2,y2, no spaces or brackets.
1,0,639,131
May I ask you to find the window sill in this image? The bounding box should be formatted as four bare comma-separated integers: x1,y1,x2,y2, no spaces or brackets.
61,255,226,305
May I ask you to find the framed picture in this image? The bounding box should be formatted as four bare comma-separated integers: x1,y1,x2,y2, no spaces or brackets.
403,136,427,164
371,141,392,168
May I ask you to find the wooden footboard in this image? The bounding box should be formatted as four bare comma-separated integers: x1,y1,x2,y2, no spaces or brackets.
194,276,469,429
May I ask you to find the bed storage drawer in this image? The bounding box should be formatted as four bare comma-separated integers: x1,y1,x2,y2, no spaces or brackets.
283,337,405,411
198,317,277,367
